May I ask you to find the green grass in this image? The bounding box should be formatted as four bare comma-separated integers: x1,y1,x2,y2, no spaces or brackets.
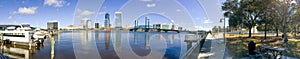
226,36,300,58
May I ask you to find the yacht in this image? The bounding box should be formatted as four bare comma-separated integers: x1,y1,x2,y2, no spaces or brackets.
32,28,46,39
0,24,44,46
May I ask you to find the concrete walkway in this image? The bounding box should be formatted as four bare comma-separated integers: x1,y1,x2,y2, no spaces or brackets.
198,33,232,59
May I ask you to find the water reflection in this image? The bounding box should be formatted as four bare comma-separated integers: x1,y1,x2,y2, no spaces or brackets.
131,32,151,57
104,31,110,50
0,44,35,59
97,30,119,59
114,30,122,53
0,36,54,59
134,32,138,45
145,33,150,49
73,30,101,59
0,30,203,59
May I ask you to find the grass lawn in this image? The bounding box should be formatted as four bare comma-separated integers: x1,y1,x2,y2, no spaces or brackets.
225,34,300,58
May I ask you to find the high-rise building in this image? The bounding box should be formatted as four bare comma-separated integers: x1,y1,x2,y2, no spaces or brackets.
104,13,110,27
145,17,150,28
95,22,99,28
81,18,91,29
47,20,59,30
134,20,138,28
114,12,122,28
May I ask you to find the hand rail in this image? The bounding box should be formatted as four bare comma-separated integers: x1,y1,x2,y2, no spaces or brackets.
180,32,209,59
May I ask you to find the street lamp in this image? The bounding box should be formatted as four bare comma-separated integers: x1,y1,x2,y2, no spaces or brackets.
220,18,226,42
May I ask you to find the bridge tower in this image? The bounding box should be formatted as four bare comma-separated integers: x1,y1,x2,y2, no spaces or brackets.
145,17,150,32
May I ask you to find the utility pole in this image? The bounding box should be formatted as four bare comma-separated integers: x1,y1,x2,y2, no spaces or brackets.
220,18,226,43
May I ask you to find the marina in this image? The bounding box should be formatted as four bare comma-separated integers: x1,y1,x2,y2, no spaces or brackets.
0,30,208,59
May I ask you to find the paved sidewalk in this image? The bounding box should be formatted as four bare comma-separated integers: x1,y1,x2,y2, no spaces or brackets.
198,33,232,59
208,33,226,59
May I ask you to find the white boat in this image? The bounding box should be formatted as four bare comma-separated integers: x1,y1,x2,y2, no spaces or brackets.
32,28,46,39
0,30,33,43
33,31,46,39
0,24,42,46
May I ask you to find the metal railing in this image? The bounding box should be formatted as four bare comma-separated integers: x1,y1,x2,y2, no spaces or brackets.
180,32,209,59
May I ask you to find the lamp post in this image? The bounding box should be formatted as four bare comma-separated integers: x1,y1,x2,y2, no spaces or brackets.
220,18,226,42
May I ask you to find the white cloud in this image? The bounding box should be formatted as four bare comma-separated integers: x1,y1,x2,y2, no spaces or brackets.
203,20,212,24
80,10,95,16
8,16,12,19
14,7,38,14
44,0,65,7
146,3,156,7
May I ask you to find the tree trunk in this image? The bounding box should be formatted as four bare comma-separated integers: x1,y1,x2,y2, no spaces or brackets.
276,27,279,37
283,22,288,43
294,25,297,37
264,24,267,39
248,26,252,38
264,23,267,42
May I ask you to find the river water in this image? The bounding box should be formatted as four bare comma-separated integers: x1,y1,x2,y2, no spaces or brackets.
0,30,202,59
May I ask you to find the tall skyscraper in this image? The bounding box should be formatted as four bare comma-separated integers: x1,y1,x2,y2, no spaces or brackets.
114,12,122,28
134,20,138,28
104,13,110,27
81,18,91,29
145,17,150,28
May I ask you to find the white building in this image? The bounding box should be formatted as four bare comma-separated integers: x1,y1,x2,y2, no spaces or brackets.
114,12,122,28
81,18,92,29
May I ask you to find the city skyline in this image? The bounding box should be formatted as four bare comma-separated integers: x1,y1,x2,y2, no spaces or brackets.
0,0,227,30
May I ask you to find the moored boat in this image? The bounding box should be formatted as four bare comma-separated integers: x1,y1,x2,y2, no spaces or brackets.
0,24,44,46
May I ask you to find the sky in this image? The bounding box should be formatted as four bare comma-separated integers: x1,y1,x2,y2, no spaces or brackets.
0,0,226,30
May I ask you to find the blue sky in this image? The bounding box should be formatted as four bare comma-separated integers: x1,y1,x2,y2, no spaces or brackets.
0,0,226,30
0,0,77,28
